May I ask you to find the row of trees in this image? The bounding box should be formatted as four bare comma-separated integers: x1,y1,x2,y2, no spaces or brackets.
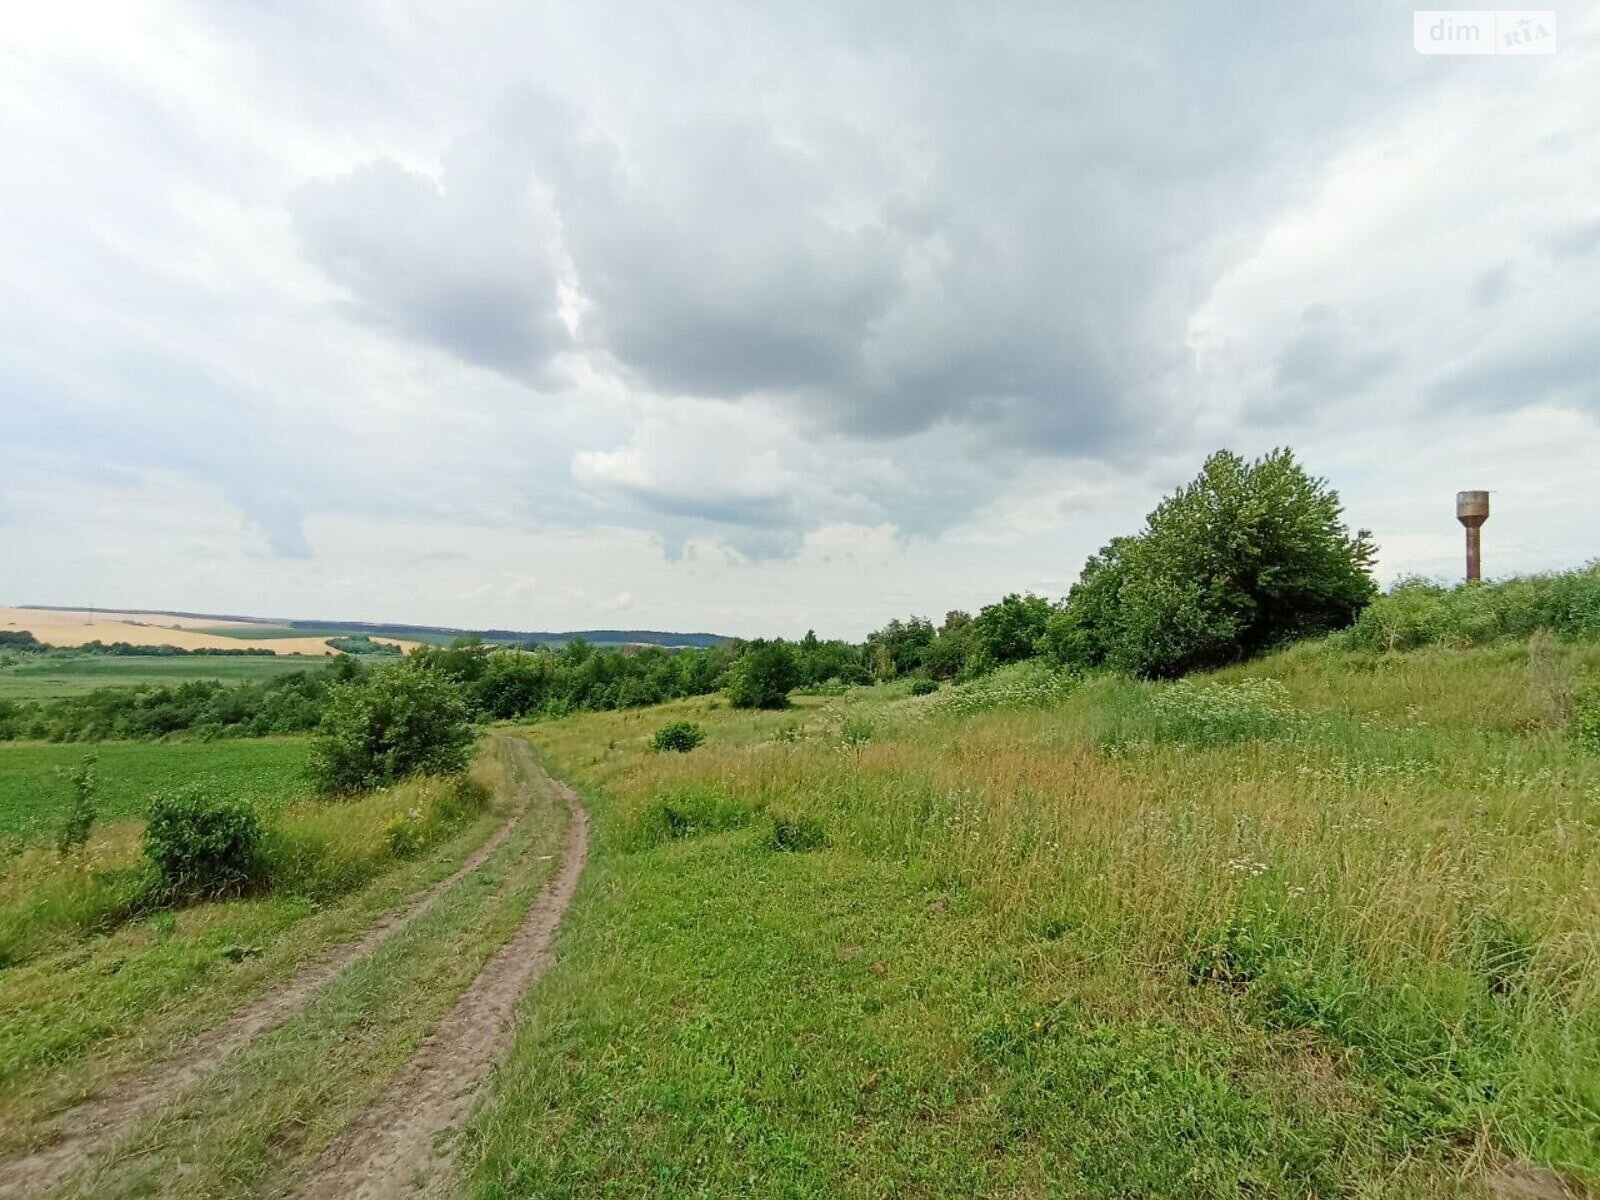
859,449,1375,682
0,659,362,742
0,633,276,657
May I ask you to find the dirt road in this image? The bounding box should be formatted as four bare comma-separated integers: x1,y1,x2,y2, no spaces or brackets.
0,736,586,1200
297,743,588,1198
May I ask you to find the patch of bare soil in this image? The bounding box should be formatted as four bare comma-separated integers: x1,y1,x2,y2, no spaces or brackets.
296,749,588,1200
1487,1163,1589,1199
0,746,530,1200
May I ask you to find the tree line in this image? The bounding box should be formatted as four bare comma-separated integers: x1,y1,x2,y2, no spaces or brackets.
1,448,1381,741
0,632,276,657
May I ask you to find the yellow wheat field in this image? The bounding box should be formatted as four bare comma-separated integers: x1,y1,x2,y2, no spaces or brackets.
0,608,413,656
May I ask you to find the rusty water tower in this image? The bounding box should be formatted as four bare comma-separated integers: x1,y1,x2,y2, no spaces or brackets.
1456,490,1489,581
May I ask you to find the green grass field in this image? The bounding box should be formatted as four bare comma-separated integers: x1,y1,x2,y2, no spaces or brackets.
0,737,312,842
455,639,1600,1198
1,632,1595,1197
0,654,330,701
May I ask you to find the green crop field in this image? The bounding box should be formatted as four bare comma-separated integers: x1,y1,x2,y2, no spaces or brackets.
0,737,312,842
0,654,329,701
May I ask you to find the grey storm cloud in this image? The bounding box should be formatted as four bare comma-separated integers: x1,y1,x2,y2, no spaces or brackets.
1429,338,1600,417
1267,304,1398,408
7,0,1598,607
285,3,1412,458
290,154,568,380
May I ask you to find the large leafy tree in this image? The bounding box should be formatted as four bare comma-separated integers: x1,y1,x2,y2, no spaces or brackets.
1048,449,1376,677
973,593,1055,665
726,640,801,709
863,617,936,679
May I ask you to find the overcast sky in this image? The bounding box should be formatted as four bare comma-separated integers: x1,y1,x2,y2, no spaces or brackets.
2,3,1596,638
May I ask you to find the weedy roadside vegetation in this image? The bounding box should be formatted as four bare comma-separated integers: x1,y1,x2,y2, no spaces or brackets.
1,664,489,966
0,741,509,1153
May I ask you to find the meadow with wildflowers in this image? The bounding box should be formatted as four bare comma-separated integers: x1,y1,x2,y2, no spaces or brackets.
459,631,1600,1199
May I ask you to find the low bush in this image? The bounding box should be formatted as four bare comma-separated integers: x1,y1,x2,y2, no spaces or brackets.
630,785,756,848
1574,688,1600,752
1095,677,1301,757
838,716,874,767
1142,677,1297,747
1189,901,1541,1145
0,762,496,966
769,812,828,852
143,785,263,898
56,754,99,858
0,845,152,968
650,721,705,753
383,807,430,858
909,679,939,696
1343,564,1600,653
0,659,363,743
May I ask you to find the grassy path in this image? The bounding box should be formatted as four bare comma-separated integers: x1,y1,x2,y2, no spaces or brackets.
0,734,585,1200
298,751,588,1199
0,738,530,1199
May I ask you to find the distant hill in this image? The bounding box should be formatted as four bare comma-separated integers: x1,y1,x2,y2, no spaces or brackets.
17,606,731,650
277,619,729,649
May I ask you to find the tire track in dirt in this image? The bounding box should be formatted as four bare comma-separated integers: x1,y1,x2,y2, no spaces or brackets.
0,736,532,1200
295,741,588,1200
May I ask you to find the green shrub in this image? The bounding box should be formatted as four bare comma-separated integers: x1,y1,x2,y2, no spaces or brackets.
1050,449,1376,677
1574,688,1600,752
1345,564,1600,653
143,785,262,898
650,721,705,753
381,774,490,858
310,662,475,793
840,716,874,746
838,716,874,767
260,773,488,899
325,634,402,656
726,641,801,709
770,812,827,852
909,679,939,696
433,773,491,823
